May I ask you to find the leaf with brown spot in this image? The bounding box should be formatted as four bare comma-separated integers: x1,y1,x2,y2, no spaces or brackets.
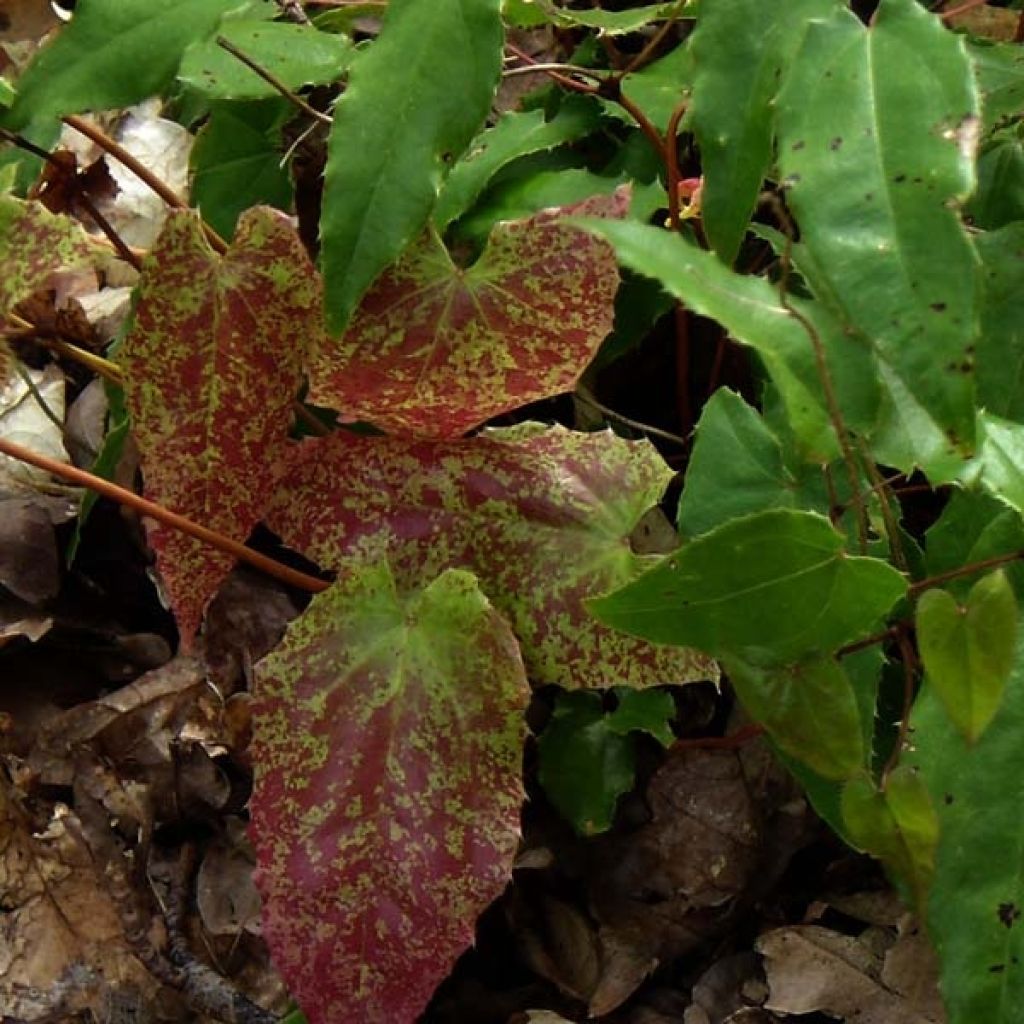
250,561,529,1024
307,189,628,438
119,207,315,648
264,424,715,688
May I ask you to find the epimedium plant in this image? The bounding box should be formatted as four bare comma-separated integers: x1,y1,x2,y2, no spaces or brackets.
2,0,1024,1021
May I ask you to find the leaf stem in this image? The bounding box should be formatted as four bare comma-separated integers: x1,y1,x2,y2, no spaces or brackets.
908,550,1024,596
617,0,690,78
61,115,228,254
883,625,918,783
0,435,329,595
575,383,691,446
216,35,333,126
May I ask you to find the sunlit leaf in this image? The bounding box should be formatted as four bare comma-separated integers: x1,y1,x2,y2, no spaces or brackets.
3,0,246,129
916,570,1018,744
841,766,938,912
120,207,315,648
309,191,627,437
687,0,841,264
178,20,352,100
320,0,503,332
265,424,715,688
775,0,981,472
588,509,907,666
251,562,529,1024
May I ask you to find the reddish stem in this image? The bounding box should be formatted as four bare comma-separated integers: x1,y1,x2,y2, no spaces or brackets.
0,436,328,595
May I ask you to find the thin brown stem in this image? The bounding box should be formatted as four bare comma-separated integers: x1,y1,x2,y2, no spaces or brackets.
837,623,905,658
618,0,690,78
939,0,989,20
908,550,1024,597
883,626,918,782
605,82,666,156
501,46,602,95
771,195,868,551
859,442,908,572
576,384,690,446
1016,8,1024,43
0,435,329,595
665,98,688,232
62,115,228,254
12,362,67,435
0,127,142,270
4,312,126,383
216,36,332,125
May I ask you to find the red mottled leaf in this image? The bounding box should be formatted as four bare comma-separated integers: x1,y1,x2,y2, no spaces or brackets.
0,194,104,376
265,424,715,688
250,561,529,1024
120,207,315,648
307,189,629,438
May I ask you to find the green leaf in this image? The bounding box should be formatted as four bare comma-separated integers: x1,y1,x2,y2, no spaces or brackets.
687,0,841,264
433,97,600,231
724,655,866,780
924,488,1024,602
533,0,687,34
841,765,938,912
319,0,503,333
3,0,247,130
916,571,1018,744
579,219,880,460
538,688,675,835
677,388,796,538
906,631,1024,1022
975,224,1024,422
968,40,1024,132
251,561,529,1024
178,20,352,99
775,0,981,465
967,138,1024,230
588,509,907,666
970,411,1024,515
615,42,693,133
190,99,293,239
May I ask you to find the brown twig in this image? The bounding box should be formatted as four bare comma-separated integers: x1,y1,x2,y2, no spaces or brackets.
216,35,333,125
618,0,690,78
882,626,919,782
576,383,691,446
664,98,688,232
908,550,1024,596
0,435,329,595
62,115,228,254
939,0,989,20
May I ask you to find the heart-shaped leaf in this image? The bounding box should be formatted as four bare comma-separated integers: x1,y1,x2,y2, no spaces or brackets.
916,570,1018,743
251,561,529,1024
264,424,715,688
589,509,907,666
120,207,315,647
309,190,628,438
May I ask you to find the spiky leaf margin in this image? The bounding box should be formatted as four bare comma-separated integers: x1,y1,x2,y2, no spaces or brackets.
265,424,715,688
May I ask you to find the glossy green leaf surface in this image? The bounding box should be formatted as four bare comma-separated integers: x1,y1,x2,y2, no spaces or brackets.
3,0,245,129
616,43,693,133
538,688,674,835
907,632,1024,1023
841,766,938,911
677,388,796,538
579,219,879,460
433,98,600,230
970,411,1024,515
178,20,352,99
319,0,503,332
776,0,981,466
120,208,314,648
251,562,529,1024
687,0,840,264
190,99,293,239
968,139,1024,230
916,571,1018,743
309,191,627,438
589,509,907,665
264,425,716,688
724,655,865,780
